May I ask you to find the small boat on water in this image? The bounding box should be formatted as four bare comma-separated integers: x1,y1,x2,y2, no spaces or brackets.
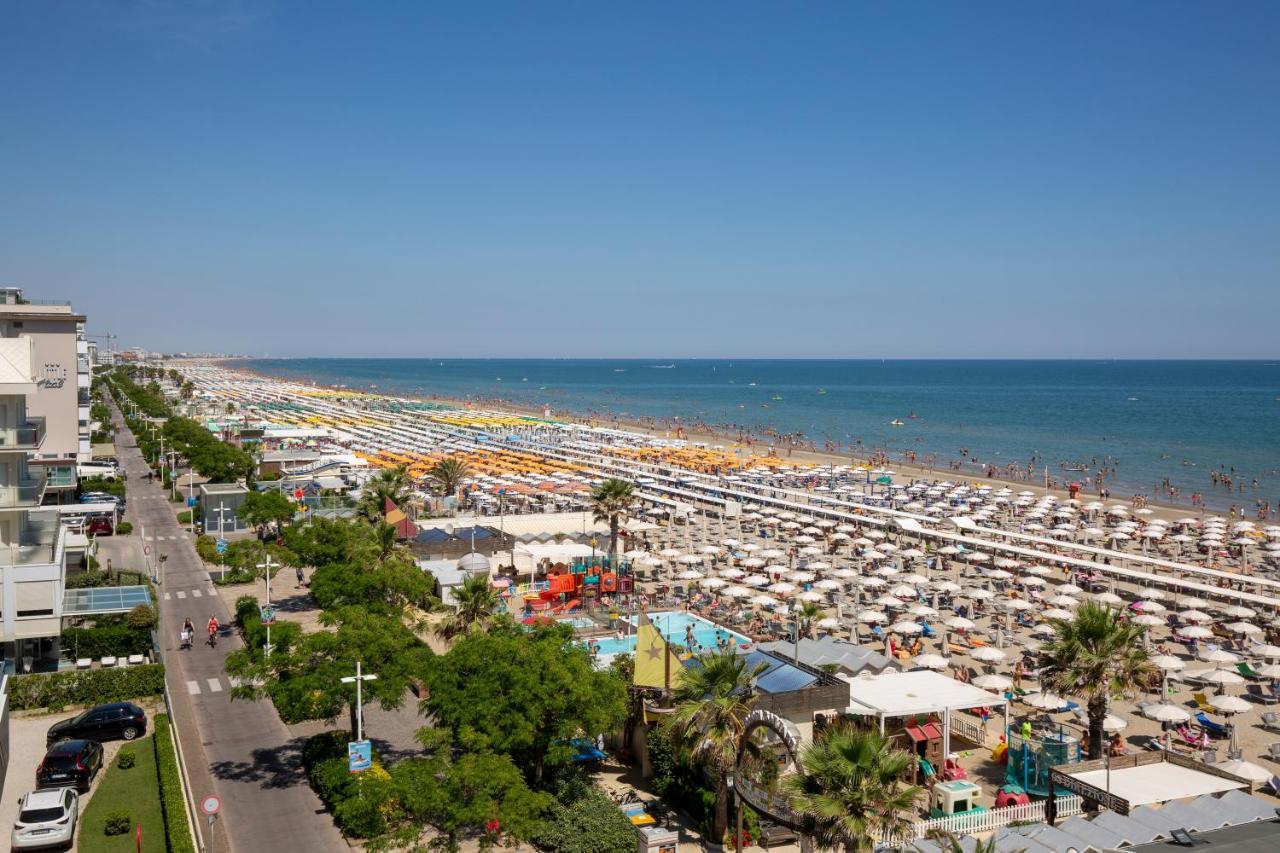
817,388,827,395
890,419,905,426
772,395,783,401
652,364,675,369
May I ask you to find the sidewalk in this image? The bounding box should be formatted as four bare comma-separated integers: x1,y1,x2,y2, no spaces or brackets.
110,400,346,853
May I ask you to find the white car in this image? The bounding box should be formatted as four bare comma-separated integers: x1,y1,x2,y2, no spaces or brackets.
11,788,78,850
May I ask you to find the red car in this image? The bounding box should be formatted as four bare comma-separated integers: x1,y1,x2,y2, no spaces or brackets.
86,515,114,536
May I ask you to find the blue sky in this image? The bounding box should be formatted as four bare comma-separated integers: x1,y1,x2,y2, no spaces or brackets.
2,2,1277,358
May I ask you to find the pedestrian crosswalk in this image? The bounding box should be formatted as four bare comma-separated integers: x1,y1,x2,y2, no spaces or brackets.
163,586,216,602
184,675,242,696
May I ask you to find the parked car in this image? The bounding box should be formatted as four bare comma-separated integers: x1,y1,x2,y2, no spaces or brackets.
46,702,148,746
11,787,78,850
76,463,119,481
85,515,114,536
35,740,103,793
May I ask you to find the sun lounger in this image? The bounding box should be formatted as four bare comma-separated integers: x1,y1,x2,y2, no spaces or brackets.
1266,743,1280,763
1236,662,1261,680
1246,684,1278,705
1194,711,1228,739
1192,692,1217,714
1262,712,1280,732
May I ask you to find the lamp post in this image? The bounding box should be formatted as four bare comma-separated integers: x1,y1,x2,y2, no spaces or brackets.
340,661,378,742
256,555,276,658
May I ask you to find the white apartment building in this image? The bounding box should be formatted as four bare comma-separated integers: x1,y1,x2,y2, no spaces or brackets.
0,333,67,670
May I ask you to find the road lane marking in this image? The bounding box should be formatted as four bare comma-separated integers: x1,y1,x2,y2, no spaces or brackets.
187,680,201,695
206,679,223,693
176,591,186,599
191,589,203,598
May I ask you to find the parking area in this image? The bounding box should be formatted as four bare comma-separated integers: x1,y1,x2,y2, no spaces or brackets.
1,710,130,846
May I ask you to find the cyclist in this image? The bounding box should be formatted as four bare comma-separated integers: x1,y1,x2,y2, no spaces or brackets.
207,615,220,647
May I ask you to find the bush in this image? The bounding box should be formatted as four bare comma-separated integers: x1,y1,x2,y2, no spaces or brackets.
61,621,152,659
104,810,132,835
177,510,192,524
117,749,136,769
302,731,395,838
234,595,302,657
66,569,148,589
195,535,218,563
116,521,134,535
154,714,196,853
531,786,636,853
8,663,165,711
80,476,125,498
127,603,158,629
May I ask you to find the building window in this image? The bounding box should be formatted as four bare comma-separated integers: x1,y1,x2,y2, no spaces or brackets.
16,581,53,617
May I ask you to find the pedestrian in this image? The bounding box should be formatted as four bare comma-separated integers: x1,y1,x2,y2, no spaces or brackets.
296,565,305,588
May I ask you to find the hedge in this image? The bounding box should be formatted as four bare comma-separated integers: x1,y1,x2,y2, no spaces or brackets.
61,623,152,659
531,786,637,853
154,714,197,853
9,663,165,711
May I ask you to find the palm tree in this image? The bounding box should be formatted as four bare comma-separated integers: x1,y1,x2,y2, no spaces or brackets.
433,573,501,642
792,600,825,664
428,457,470,498
1039,601,1155,760
590,478,635,565
357,466,411,523
785,723,921,852
664,649,763,844
927,833,1015,853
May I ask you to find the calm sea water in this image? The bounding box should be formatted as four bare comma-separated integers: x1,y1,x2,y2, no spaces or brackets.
240,359,1280,511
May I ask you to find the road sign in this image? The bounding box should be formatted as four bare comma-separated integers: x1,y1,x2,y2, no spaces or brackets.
201,795,221,816
216,538,228,554
260,605,277,626
348,740,372,773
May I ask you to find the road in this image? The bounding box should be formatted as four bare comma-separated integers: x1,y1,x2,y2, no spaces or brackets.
109,400,345,853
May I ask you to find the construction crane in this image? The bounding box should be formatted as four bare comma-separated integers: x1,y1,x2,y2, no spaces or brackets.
84,332,118,365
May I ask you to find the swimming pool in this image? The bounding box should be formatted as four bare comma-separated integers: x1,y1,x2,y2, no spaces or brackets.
589,611,748,657
558,616,596,630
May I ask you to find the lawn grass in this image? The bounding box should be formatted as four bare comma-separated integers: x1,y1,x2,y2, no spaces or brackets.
77,735,167,853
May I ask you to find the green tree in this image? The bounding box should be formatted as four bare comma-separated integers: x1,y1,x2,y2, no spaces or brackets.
227,605,432,738
357,467,411,523
1039,601,1155,760
237,489,298,538
423,621,626,782
433,573,500,642
590,478,635,565
282,517,363,568
664,649,764,842
792,599,825,663
378,729,553,853
428,457,471,498
785,724,921,852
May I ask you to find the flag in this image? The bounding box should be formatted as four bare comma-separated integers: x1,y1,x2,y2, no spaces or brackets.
633,612,684,690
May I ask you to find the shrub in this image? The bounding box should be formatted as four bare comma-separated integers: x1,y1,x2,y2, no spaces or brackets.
177,510,192,524
61,622,152,659
80,476,125,498
116,521,134,535
127,603,157,629
117,749,136,769
8,664,165,711
154,714,196,853
195,535,218,563
66,569,148,589
531,786,636,853
104,810,132,835
234,595,301,657
302,731,396,838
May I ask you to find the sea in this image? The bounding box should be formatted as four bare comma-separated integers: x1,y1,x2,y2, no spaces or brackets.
239,359,1280,513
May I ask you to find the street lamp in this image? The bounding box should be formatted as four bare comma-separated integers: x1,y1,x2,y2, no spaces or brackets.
340,661,378,742
256,555,277,658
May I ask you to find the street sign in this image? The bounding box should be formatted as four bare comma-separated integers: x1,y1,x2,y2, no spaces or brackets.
260,605,277,626
348,740,372,773
216,538,228,554
201,795,221,816
186,496,197,507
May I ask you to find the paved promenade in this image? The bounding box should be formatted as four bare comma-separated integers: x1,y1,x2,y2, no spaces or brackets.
110,400,345,853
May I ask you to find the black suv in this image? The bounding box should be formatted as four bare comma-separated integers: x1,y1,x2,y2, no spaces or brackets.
46,702,148,746
36,739,103,792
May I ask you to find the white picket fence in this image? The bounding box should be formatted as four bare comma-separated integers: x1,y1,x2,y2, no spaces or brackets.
885,794,1084,842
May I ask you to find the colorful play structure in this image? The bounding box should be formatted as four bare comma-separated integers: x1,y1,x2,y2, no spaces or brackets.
519,559,634,616
1003,729,1083,798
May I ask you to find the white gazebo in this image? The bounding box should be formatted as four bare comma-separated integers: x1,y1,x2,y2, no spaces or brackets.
844,669,1010,759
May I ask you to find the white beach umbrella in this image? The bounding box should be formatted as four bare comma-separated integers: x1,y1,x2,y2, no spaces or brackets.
676,569,705,580
874,594,906,608
857,610,888,624
741,574,769,587
1094,592,1123,606
1151,654,1185,671
858,577,887,589
909,604,939,618
725,585,753,598
1043,608,1075,620
678,554,705,566
968,589,995,601
944,616,976,631
915,653,951,670
720,567,746,578
699,577,727,589
1031,623,1058,636
1132,614,1164,627
1180,625,1213,639
1057,584,1083,595
1047,595,1080,607
971,646,1007,663
1102,714,1128,733
890,621,922,635
797,590,824,603
1193,668,1244,686
751,595,780,608
1180,610,1213,623
1198,648,1239,664
1022,692,1072,711
1207,694,1253,714
1226,622,1262,635
974,673,1013,691
767,582,797,595
1250,644,1280,659
814,579,843,591
1145,703,1190,723
1213,759,1271,783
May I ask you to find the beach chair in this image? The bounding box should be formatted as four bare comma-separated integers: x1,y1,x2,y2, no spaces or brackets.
1194,711,1228,739
1246,684,1279,705
1266,743,1280,763
1236,662,1261,680
1192,692,1218,714
1261,712,1280,732
1266,776,1280,797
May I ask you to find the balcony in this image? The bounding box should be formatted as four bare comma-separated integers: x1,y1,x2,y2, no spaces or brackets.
0,416,46,451
0,469,48,508
45,465,76,489
0,515,62,567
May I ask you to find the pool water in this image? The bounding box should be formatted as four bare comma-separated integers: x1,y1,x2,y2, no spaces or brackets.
589,611,748,656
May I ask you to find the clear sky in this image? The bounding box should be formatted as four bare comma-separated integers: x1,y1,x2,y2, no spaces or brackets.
2,2,1277,358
